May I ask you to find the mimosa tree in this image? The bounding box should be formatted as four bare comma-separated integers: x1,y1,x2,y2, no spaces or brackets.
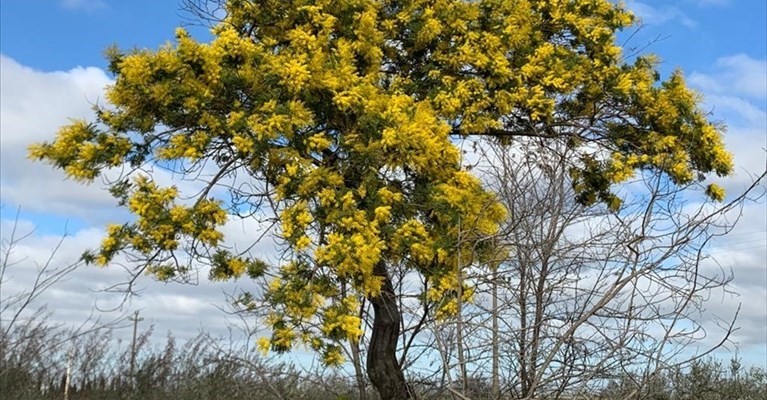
30,1,732,398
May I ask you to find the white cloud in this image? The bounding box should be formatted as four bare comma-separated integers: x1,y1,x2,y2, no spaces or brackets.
0,55,282,345
688,54,767,200
698,214,766,355
0,55,111,146
706,96,766,126
0,55,227,224
690,54,767,100
686,53,767,364
0,55,119,222
0,215,267,343
716,127,767,197
627,1,698,29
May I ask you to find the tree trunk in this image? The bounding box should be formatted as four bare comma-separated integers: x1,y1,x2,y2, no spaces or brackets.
491,266,500,400
455,227,468,393
350,336,368,400
367,261,411,400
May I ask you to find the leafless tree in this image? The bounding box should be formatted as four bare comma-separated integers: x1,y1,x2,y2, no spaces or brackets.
429,139,765,399
0,208,124,396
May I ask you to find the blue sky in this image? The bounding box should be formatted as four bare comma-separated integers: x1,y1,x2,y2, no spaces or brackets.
1,1,765,73
1,0,210,71
1,0,765,371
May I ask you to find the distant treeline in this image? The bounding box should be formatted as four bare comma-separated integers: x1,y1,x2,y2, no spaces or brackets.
1,318,765,400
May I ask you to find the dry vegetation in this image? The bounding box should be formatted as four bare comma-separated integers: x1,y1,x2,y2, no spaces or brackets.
1,320,765,400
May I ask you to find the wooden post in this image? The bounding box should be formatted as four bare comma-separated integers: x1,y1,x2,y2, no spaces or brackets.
128,310,143,383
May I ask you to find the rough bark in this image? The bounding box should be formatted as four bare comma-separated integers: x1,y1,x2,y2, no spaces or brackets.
367,261,411,400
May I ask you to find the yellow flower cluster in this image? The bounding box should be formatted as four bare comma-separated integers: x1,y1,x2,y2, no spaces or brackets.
320,297,363,341
90,176,227,271
427,273,476,320
28,121,131,181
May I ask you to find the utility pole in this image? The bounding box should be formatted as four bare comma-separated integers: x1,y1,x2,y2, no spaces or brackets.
64,345,74,400
128,310,143,382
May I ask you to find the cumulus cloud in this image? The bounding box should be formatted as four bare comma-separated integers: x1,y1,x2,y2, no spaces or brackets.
0,54,281,343
688,55,767,195
0,55,119,222
684,53,767,363
0,213,271,343
696,228,766,351
627,1,698,29
0,54,238,225
690,54,767,100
